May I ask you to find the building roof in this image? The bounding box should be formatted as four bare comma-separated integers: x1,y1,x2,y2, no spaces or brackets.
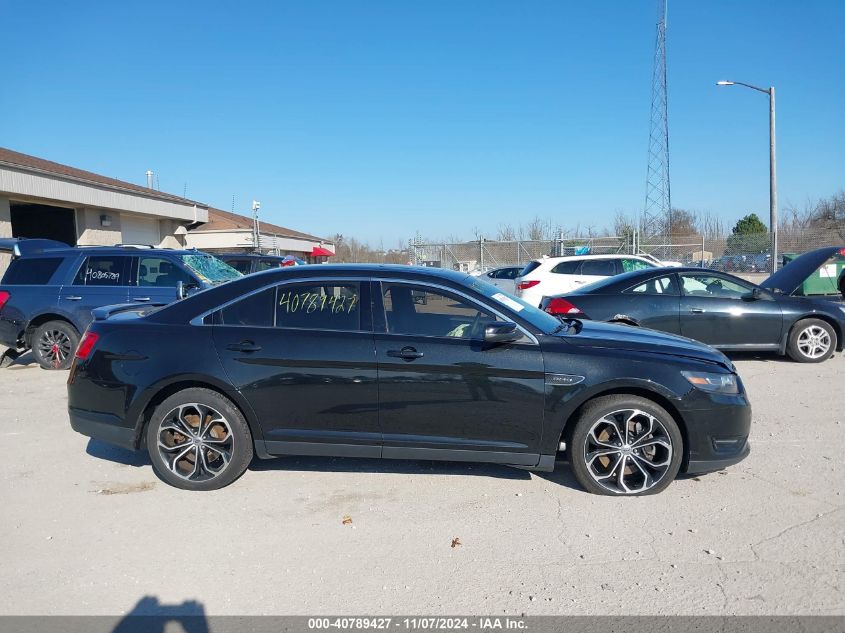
0,146,208,207
196,207,329,243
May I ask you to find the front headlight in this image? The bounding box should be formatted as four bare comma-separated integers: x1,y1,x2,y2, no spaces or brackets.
681,371,739,394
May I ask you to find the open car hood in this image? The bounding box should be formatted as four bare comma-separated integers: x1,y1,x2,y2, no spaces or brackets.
760,246,845,295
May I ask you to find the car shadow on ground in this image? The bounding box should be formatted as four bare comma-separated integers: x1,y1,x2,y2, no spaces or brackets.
86,438,587,489
248,454,536,481
111,596,209,633
2,350,39,369
86,439,151,467
724,351,794,363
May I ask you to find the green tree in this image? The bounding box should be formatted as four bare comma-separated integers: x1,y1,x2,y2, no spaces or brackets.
726,213,769,255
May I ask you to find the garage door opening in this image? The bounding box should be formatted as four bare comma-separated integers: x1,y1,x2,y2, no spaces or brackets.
10,202,77,246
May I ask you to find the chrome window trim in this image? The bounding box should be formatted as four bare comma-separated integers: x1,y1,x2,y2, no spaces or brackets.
374,277,539,346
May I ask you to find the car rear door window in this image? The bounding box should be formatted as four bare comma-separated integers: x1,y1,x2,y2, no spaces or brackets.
136,257,196,287
580,259,617,276
551,260,581,274
381,283,495,338
680,274,751,299
257,259,281,271
1,258,62,284
218,287,276,327
276,282,362,331
73,256,130,286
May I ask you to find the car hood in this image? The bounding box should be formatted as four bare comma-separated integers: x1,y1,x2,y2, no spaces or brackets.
760,246,845,295
552,319,732,369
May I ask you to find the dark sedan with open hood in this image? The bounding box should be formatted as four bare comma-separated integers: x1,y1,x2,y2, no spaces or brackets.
542,247,845,363
68,265,750,495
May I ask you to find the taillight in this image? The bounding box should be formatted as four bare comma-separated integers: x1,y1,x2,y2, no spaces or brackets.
75,331,100,360
544,297,583,315
517,280,540,291
0,291,10,311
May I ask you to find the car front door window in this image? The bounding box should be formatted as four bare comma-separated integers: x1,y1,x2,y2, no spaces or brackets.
381,283,495,339
680,274,750,299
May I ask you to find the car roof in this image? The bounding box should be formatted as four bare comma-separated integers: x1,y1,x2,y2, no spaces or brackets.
19,245,205,258
533,254,648,263
568,266,753,294
147,264,475,323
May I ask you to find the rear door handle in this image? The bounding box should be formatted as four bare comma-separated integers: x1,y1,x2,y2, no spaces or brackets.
226,340,262,353
689,308,705,313
63,296,82,301
387,347,424,361
131,297,151,302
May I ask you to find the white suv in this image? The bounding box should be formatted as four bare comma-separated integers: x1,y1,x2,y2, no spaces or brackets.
515,254,658,306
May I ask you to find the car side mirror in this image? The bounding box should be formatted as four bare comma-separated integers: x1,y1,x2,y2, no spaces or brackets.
483,321,520,344
742,287,765,301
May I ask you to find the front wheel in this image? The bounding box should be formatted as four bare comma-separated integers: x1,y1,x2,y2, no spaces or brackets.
568,395,683,496
146,388,254,491
786,319,836,363
32,321,79,370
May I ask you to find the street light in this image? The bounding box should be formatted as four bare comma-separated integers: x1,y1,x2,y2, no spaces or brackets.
717,79,778,273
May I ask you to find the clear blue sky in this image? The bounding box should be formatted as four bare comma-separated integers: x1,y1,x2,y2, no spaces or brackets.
1,0,842,245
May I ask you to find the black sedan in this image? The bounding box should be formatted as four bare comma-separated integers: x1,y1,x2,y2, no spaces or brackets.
541,247,845,363
68,265,750,495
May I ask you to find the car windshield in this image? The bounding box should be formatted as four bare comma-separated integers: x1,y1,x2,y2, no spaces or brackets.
468,277,563,334
179,254,242,284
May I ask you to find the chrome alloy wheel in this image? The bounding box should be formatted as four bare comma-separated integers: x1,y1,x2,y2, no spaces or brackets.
37,328,72,368
797,325,831,359
583,409,673,495
157,403,234,483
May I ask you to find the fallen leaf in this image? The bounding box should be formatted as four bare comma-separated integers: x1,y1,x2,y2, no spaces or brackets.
342,515,353,525
451,537,461,548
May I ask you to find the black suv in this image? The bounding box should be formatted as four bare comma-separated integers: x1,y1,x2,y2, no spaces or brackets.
0,239,241,369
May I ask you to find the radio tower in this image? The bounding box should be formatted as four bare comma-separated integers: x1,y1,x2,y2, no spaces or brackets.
643,0,671,245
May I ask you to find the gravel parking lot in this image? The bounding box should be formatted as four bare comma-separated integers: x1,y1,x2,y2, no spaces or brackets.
1,351,843,616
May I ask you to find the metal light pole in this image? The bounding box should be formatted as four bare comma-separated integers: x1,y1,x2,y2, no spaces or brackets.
717,80,778,272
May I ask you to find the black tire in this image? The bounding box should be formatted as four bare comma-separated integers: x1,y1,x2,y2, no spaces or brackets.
568,394,683,496
31,321,79,370
786,318,836,363
146,388,254,491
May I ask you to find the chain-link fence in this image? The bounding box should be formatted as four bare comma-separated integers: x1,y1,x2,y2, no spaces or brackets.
411,227,841,274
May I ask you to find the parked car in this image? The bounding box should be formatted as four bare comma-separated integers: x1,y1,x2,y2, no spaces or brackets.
0,238,241,369
515,254,659,307
473,266,522,294
637,253,683,267
68,264,750,495
217,253,305,275
541,248,845,363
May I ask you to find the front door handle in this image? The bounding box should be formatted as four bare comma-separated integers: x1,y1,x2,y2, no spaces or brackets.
689,308,705,313
131,297,151,302
63,296,82,301
226,340,262,353
387,347,424,361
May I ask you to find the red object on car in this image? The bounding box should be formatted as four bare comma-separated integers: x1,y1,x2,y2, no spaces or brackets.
544,297,583,316
0,290,10,311
517,280,540,291
75,331,100,360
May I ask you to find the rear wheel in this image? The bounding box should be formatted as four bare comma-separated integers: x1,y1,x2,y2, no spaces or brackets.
569,395,682,496
32,321,79,370
146,388,253,491
786,318,836,363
